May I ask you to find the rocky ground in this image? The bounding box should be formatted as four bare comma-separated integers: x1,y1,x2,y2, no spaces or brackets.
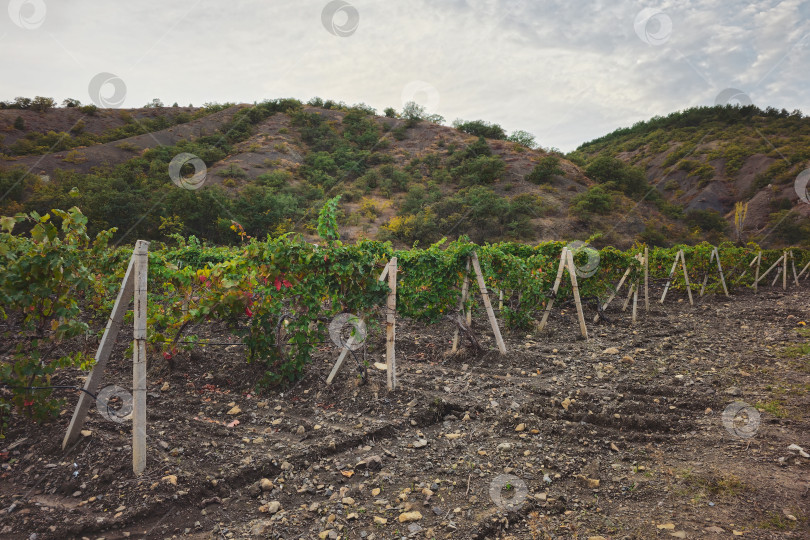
1,283,809,539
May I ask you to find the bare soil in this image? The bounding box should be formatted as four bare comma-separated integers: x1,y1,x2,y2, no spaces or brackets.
1,283,809,539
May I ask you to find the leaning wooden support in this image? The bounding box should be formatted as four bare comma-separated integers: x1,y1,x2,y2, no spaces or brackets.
538,247,568,330
594,265,632,323
132,240,149,476
771,265,782,287
715,248,729,296
622,283,635,311
754,251,762,293
471,252,507,354
756,254,784,284
63,248,138,450
451,258,471,353
660,251,681,304
565,248,589,339
798,259,810,280
783,250,788,290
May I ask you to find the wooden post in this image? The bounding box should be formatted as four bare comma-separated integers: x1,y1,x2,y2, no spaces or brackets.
565,248,588,339
754,251,762,293
538,247,568,330
385,257,397,390
632,281,638,324
132,240,149,476
783,250,788,290
790,251,799,286
660,251,681,303
644,246,649,312
471,252,507,354
680,250,694,305
498,289,504,312
451,258,471,353
63,252,137,450
594,265,631,322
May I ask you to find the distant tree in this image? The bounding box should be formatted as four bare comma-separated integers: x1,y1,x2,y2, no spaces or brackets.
31,96,56,112
13,116,25,130
308,97,325,107
13,97,32,109
144,98,164,108
686,209,728,234
383,107,398,118
507,130,537,148
401,101,444,126
452,119,506,140
585,155,648,197
570,185,613,216
62,98,81,108
171,102,179,107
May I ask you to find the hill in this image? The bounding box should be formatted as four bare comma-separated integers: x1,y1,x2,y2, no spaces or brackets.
1,99,808,248
0,98,695,249
571,105,810,247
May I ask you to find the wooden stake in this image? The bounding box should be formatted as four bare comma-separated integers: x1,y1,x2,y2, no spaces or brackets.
783,250,788,290
385,257,398,390
644,246,649,312
756,254,784,284
632,281,638,324
798,259,810,280
565,248,588,339
63,252,137,450
471,252,507,354
772,266,782,287
538,247,568,330
790,251,800,286
622,283,635,311
451,258,471,353
680,250,694,305
132,240,149,476
594,265,632,322
326,335,355,385
498,289,504,313
754,251,762,293
660,251,681,303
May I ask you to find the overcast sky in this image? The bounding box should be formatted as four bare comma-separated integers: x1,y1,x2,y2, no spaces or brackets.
1,0,808,152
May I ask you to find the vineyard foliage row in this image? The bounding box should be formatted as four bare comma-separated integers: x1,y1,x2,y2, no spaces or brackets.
1,207,808,433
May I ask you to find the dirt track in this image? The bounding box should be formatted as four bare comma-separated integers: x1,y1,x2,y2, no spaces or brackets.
1,284,809,539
